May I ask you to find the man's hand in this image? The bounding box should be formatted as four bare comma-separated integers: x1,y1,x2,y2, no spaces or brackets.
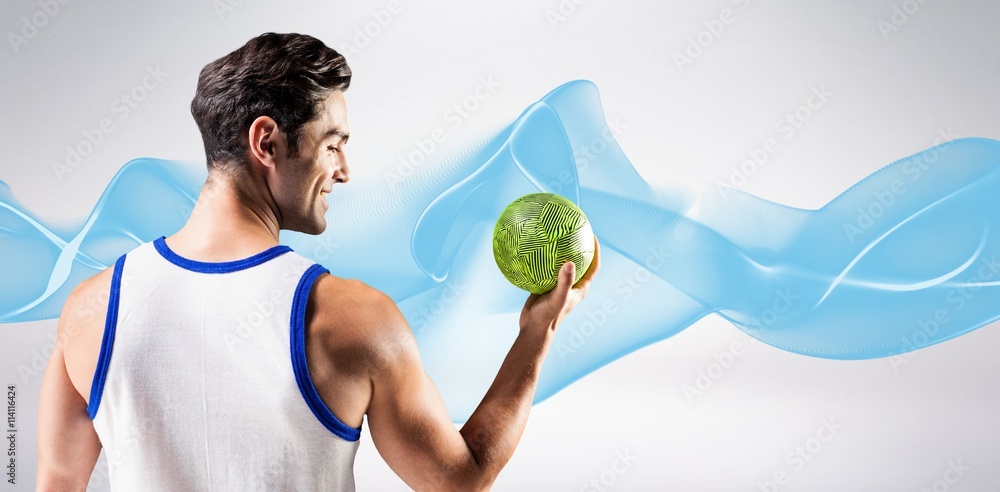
519,234,601,333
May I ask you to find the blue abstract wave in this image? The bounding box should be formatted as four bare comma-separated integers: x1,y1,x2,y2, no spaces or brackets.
2,80,998,420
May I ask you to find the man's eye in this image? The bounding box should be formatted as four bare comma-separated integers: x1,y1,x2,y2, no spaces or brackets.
327,145,339,153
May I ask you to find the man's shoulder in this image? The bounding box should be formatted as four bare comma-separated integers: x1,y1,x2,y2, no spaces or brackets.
59,266,116,342
56,265,117,399
310,272,399,327
307,272,413,370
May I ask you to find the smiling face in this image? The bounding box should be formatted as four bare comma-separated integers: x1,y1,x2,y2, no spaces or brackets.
273,90,351,235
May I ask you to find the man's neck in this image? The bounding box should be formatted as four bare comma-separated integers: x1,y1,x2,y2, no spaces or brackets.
166,174,283,261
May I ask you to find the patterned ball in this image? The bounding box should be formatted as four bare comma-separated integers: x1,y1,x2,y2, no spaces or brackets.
492,193,595,294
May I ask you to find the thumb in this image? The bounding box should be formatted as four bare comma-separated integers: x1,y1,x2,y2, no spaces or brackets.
550,261,575,304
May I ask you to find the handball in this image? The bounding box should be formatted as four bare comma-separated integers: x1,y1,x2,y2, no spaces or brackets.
492,193,595,294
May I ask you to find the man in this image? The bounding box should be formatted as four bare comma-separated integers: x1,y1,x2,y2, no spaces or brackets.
37,32,600,491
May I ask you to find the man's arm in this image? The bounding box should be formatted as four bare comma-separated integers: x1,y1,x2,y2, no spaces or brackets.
366,237,601,491
37,283,103,491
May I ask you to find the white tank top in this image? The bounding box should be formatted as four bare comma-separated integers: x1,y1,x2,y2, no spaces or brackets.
87,236,362,491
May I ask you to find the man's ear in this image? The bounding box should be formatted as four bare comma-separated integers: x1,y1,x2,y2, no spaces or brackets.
248,115,284,169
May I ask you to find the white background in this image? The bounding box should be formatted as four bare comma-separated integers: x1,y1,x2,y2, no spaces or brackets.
2,0,999,490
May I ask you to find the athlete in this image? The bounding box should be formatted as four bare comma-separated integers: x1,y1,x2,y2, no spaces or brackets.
36,32,600,491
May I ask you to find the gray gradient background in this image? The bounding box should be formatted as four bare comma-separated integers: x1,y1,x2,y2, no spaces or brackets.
2,0,999,490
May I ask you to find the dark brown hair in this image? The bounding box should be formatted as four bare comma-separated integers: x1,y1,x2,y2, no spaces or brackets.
190,32,352,173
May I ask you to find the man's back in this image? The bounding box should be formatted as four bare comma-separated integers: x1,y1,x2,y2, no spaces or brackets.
39,32,600,492
59,236,368,491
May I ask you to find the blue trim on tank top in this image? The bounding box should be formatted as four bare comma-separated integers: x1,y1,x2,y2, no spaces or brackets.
88,253,127,420
290,263,363,442
153,235,292,273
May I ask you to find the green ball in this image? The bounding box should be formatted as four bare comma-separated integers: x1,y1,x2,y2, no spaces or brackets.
492,193,595,294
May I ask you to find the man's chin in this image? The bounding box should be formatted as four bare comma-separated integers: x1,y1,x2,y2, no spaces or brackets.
284,217,327,236
308,219,328,236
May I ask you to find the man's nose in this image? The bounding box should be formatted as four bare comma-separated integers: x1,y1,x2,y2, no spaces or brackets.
335,161,350,184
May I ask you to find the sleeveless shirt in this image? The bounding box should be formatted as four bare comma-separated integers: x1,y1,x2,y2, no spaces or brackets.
87,236,361,491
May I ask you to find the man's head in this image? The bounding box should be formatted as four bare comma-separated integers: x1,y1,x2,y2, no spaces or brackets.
190,32,352,235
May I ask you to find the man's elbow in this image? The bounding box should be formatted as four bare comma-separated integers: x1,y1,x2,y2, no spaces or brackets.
424,460,498,492
441,473,495,492
460,456,509,492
